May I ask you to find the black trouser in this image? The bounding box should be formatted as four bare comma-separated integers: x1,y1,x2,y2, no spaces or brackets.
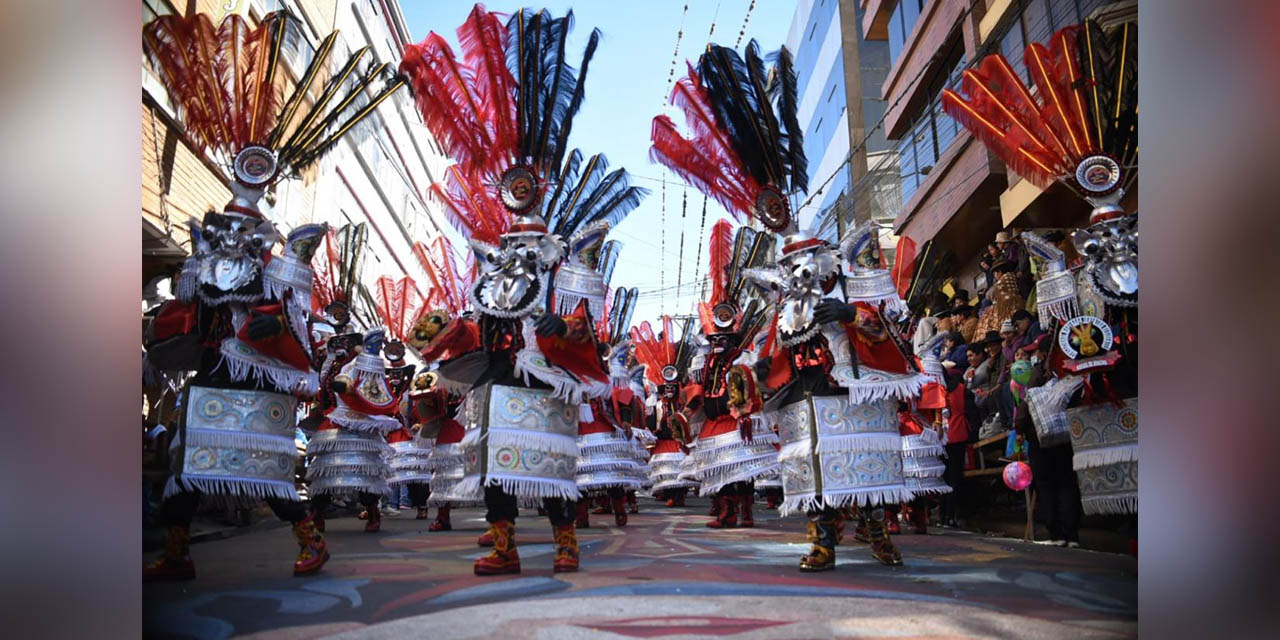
407,483,430,508
1027,441,1082,542
310,492,380,516
161,490,307,526
940,442,968,522
717,480,754,498
484,485,575,527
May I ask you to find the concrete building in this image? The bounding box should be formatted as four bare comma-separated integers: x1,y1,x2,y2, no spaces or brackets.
141,0,453,325
855,0,1131,301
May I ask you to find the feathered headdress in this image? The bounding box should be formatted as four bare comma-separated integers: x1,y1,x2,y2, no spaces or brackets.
631,315,697,387
404,6,643,247
650,41,806,233
412,236,471,315
374,275,425,344
311,223,368,318
941,19,1136,224
144,10,405,218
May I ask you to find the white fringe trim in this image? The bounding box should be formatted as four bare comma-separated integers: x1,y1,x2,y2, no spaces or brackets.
903,461,947,478
305,434,393,456
778,486,916,517
1073,444,1138,470
512,321,612,403
844,373,927,404
328,408,403,434
306,463,389,480
576,459,641,473
455,474,582,501
1038,297,1080,329
389,472,434,485
184,429,297,455
163,475,300,501
481,428,580,457
308,478,390,497
1081,494,1137,515
816,433,904,455
199,291,261,306
218,341,318,396
902,443,946,458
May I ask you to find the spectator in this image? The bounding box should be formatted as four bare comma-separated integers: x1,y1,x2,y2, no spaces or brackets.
963,346,991,395
1000,319,1018,364
949,304,978,343
951,289,970,308
1013,334,1082,547
1010,309,1044,353
940,331,968,379
973,330,1011,429
978,242,1000,288
973,258,1026,337
939,368,973,528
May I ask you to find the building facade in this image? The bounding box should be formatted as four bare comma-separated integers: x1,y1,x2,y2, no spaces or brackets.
857,0,1130,299
141,0,453,325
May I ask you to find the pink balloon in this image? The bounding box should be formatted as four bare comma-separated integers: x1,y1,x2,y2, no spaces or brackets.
1003,461,1033,491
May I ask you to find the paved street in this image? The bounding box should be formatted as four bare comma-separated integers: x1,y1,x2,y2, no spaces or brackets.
143,497,1136,639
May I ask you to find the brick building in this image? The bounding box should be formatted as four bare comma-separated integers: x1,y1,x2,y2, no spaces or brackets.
140,0,453,321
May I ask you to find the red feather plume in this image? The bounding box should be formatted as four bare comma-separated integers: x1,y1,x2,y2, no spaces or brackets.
311,227,343,312
706,218,734,306
412,235,472,315
630,317,678,386
650,63,762,221
428,165,511,246
399,5,516,178
941,24,1101,190
143,12,287,158
375,275,425,343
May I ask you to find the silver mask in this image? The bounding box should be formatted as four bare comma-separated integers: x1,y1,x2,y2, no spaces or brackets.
1072,214,1137,307
192,213,277,294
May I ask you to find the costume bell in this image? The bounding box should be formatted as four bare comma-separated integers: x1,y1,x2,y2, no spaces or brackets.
141,8,404,580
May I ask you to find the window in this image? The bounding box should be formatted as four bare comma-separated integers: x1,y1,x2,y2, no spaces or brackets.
888,0,928,64
995,0,1108,83
894,36,964,204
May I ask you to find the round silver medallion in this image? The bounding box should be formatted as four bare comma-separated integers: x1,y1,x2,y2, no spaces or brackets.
753,186,791,232
499,165,542,213
233,145,278,187
1074,154,1121,195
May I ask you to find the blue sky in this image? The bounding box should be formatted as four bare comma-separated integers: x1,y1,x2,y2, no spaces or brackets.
400,1,797,326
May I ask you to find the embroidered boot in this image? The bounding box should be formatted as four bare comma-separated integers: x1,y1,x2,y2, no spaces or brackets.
416,507,429,520
143,525,195,582
706,495,738,528
429,506,452,532
477,522,496,547
364,506,381,533
310,507,326,533
611,495,628,526
473,520,520,575
292,514,329,576
591,495,611,515
799,518,837,572
738,493,755,527
575,500,591,529
866,507,904,566
552,524,580,573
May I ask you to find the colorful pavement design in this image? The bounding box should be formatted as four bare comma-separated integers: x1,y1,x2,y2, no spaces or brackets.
143,498,1136,639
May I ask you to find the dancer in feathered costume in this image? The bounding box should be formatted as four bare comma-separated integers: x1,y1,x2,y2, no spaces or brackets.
141,9,404,579
305,328,404,532
570,264,645,528
653,39,925,566
404,237,479,532
898,344,954,535
373,276,434,519
676,220,777,529
400,5,647,574
632,317,699,507
943,18,1138,521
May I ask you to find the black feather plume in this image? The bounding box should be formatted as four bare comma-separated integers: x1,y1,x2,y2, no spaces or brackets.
770,45,807,192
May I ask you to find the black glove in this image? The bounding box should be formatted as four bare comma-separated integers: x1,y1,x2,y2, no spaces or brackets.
814,298,856,324
246,312,283,340
753,356,772,384
534,313,568,337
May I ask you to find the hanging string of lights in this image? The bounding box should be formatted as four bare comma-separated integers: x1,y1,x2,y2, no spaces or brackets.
659,178,668,315
674,187,688,298
690,193,709,299
661,3,690,109
735,0,757,48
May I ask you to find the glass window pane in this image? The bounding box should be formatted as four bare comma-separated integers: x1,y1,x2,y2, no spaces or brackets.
888,3,906,63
